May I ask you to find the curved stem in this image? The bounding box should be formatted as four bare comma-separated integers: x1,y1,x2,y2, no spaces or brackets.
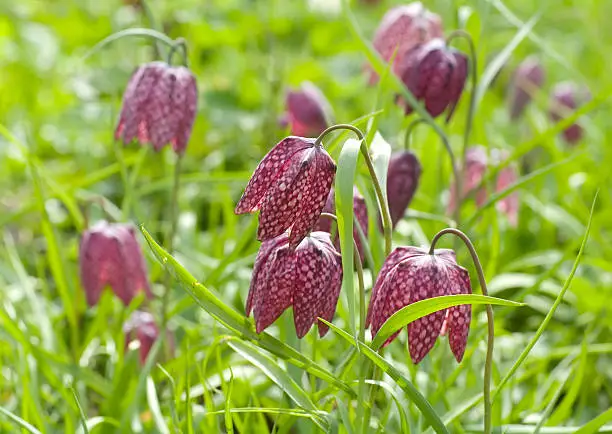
81,28,176,62
404,118,429,151
429,228,494,434
316,124,393,256
446,30,478,228
138,0,162,58
167,37,189,67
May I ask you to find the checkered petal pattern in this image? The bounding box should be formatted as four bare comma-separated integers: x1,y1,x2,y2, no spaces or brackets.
386,151,422,227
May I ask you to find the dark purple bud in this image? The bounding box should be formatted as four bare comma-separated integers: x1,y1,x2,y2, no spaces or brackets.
247,232,343,338
386,151,422,227
509,56,544,119
123,311,168,365
115,61,198,154
315,187,369,260
397,39,468,119
367,246,472,363
549,82,589,144
448,146,488,213
235,137,336,248
369,2,443,84
79,221,152,307
284,82,333,137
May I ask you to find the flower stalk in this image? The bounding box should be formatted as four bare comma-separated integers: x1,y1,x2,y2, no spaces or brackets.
429,228,494,434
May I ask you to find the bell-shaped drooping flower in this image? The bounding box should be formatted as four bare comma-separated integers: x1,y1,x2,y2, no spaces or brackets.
386,151,422,227
369,2,443,83
492,150,519,227
397,38,468,119
509,56,544,119
79,221,152,306
235,137,336,248
448,146,488,213
549,82,589,144
315,187,368,260
123,311,160,365
280,82,333,137
367,246,472,363
115,61,198,154
246,232,343,338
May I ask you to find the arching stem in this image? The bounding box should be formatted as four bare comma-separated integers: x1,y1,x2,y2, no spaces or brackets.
446,30,478,227
429,228,494,434
405,118,461,226
316,124,392,256
81,28,176,62
167,37,189,67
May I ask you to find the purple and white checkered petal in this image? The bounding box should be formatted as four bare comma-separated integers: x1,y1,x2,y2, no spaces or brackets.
315,239,343,336
445,263,472,362
246,233,289,315
116,224,152,304
172,67,198,154
235,137,315,214
386,151,422,227
149,67,179,151
115,65,146,141
253,247,295,333
406,255,448,364
288,148,336,248
446,50,469,121
257,148,313,242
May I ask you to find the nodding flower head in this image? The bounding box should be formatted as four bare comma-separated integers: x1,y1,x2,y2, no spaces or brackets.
386,151,422,227
549,82,589,144
79,221,152,307
123,311,167,365
367,246,472,364
235,137,336,248
115,62,198,154
281,82,333,137
246,232,343,338
397,38,468,120
509,56,544,119
315,187,369,260
369,2,443,83
448,146,488,213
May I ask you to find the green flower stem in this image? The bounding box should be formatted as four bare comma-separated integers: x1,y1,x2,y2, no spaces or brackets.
404,119,460,226
81,28,176,62
429,228,494,434
316,124,393,256
167,37,190,67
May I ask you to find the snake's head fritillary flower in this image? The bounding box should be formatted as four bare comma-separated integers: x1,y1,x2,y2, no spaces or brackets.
367,246,472,363
386,151,422,227
398,38,468,120
79,221,152,307
549,82,589,144
115,61,198,154
315,187,369,260
246,232,343,338
283,82,333,137
448,146,488,213
123,311,165,365
235,137,336,248
509,56,544,119
369,2,443,84
493,150,519,227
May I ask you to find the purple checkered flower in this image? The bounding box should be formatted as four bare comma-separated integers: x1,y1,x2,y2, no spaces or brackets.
115,61,198,154
397,38,468,119
386,151,422,227
246,232,343,338
509,56,544,119
123,311,169,365
235,137,336,248
549,82,589,144
280,82,333,137
368,2,443,84
367,246,472,363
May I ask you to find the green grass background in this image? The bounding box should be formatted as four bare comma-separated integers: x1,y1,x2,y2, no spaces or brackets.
1,0,611,432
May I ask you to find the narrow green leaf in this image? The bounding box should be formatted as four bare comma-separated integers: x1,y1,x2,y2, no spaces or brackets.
224,371,235,434
573,408,612,434
147,376,170,434
70,387,89,434
0,406,42,434
372,295,522,350
320,319,449,434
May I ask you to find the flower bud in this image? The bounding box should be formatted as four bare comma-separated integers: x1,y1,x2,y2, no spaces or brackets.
549,82,589,144
386,151,422,227
123,311,172,365
509,56,544,119
283,82,333,137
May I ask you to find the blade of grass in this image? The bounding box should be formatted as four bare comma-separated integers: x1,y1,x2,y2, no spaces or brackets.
0,407,42,434
147,376,170,434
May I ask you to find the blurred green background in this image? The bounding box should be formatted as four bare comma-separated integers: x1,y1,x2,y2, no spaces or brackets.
1,0,611,432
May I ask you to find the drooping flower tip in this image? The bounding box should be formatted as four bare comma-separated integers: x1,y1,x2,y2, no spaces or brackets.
115,61,198,154
509,56,544,119
367,246,472,363
79,221,152,307
386,151,422,227
235,137,336,248
315,187,368,261
282,82,333,137
247,232,343,338
369,2,443,84
549,82,589,144
397,38,468,119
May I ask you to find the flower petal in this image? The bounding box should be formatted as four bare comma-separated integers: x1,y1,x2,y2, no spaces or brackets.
172,67,198,154
288,147,336,248
235,137,314,214
445,264,472,362
246,234,288,315
116,224,152,304
445,51,468,122
386,152,422,227
115,65,146,140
